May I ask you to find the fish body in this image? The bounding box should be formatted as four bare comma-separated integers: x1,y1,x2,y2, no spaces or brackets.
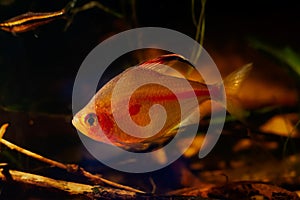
0,10,65,33
72,54,251,151
0,0,76,34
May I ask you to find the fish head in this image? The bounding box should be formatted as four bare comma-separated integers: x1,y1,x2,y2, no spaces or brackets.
72,93,116,144
72,104,100,140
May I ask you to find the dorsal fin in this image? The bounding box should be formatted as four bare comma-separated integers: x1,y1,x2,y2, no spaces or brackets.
138,54,205,83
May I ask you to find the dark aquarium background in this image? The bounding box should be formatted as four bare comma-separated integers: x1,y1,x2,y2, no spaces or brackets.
0,0,299,198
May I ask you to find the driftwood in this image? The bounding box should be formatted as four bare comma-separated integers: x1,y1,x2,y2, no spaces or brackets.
1,123,300,199
0,123,144,194
0,123,210,199
0,123,146,199
0,168,138,199
0,167,209,199
1,167,299,199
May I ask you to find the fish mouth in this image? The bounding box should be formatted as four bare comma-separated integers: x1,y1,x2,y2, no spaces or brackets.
72,115,87,135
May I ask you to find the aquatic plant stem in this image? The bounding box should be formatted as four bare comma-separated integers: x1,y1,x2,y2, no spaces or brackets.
282,119,300,158
191,0,197,27
191,0,206,63
71,1,123,18
130,0,138,27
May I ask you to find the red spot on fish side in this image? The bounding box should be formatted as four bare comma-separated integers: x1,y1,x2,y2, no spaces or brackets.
98,113,114,137
129,104,141,116
194,89,210,97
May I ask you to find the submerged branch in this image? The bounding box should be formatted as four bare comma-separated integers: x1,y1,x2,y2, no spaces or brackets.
0,137,67,170
0,168,213,199
0,124,145,194
0,168,137,199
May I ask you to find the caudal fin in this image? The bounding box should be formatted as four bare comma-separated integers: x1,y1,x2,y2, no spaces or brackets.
223,63,252,120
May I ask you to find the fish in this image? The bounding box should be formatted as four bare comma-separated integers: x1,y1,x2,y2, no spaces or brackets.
0,0,76,34
72,54,252,152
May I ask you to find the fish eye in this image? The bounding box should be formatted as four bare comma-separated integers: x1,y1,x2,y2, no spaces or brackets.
84,113,97,126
